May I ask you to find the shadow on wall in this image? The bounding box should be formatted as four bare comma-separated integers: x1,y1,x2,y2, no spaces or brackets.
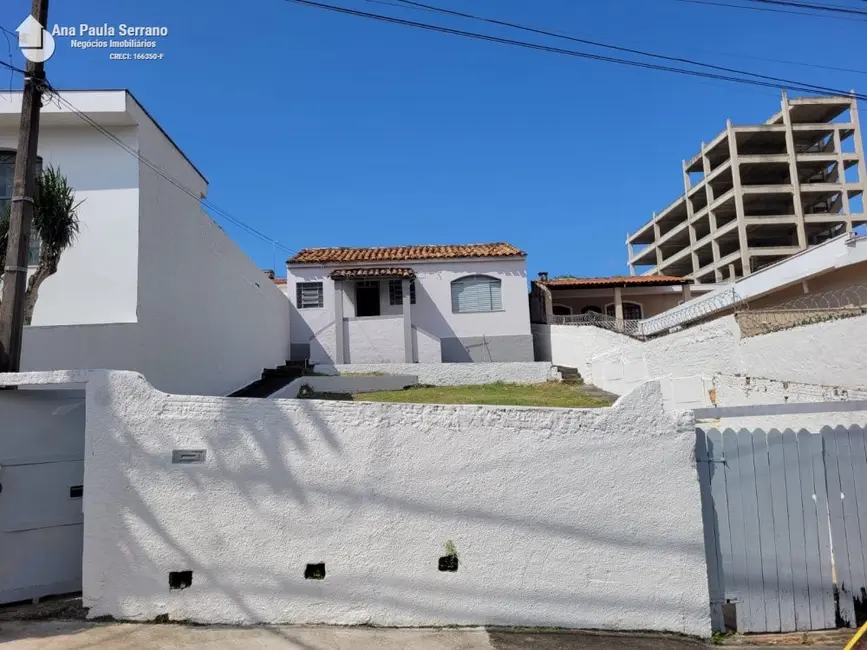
79,372,710,635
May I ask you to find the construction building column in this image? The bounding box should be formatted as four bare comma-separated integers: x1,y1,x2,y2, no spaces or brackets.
833,128,852,231
652,212,663,271
701,143,723,282
627,236,635,276
726,119,751,277
780,90,808,249
850,95,867,210
682,159,700,277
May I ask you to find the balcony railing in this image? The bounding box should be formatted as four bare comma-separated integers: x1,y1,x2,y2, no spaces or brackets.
552,312,644,339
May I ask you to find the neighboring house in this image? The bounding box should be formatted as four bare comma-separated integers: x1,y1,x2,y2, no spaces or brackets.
285,243,534,364
0,89,290,396
529,274,717,324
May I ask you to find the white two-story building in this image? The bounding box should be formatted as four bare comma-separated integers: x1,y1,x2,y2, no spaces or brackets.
285,243,534,364
0,89,290,396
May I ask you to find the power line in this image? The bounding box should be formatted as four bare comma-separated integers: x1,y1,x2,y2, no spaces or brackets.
391,0,864,98
742,0,867,16
38,86,297,255
673,0,867,21
288,0,867,101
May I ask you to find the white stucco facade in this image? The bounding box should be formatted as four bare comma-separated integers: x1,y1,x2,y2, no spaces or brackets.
0,90,290,396
534,312,867,407
37,369,707,635
287,258,533,364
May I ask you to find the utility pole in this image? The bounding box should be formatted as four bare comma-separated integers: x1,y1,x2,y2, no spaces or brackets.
0,0,50,374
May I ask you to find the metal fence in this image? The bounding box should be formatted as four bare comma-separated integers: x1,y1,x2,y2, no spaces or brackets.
550,312,644,338
736,285,867,338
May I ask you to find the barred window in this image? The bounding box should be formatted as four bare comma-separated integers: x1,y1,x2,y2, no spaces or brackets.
388,279,416,306
296,282,324,309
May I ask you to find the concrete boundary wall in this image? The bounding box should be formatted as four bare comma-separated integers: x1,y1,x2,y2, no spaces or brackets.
314,362,559,386
270,375,419,399
534,313,867,403
0,370,711,636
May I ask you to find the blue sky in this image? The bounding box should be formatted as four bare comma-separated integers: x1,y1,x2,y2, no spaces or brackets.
2,0,866,279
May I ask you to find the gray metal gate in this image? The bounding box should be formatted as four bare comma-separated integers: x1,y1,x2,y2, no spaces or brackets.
697,426,867,634
0,389,85,604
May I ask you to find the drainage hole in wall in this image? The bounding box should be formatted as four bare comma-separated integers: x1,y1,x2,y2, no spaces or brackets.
304,563,326,580
438,555,458,572
169,571,193,590
69,485,83,499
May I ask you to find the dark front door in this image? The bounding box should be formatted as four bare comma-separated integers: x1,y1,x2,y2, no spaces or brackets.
356,281,381,317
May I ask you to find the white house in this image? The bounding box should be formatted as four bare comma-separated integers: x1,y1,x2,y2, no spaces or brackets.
285,243,534,364
0,89,290,396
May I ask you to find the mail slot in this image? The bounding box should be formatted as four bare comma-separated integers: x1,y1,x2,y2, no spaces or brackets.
171,450,206,464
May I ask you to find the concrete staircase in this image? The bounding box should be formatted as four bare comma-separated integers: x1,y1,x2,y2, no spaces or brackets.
228,361,306,398
556,366,620,403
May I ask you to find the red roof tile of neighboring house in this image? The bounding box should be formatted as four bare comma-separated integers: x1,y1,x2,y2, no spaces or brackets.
330,267,415,280
272,278,287,285
287,243,525,264
540,275,689,288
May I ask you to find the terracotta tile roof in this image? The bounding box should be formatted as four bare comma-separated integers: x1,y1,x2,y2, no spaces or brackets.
540,275,689,288
287,242,525,264
272,278,287,285
330,267,415,280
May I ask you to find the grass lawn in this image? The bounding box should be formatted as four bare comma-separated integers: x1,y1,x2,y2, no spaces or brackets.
302,381,614,408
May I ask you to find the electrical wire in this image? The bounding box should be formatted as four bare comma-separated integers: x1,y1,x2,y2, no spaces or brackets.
38,86,297,255
391,0,864,99
742,0,867,16
673,0,867,21
288,0,867,101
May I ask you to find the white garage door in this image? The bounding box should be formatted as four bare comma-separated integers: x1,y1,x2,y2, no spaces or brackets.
0,389,85,604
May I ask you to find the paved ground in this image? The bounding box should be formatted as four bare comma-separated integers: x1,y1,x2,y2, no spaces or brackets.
0,621,847,649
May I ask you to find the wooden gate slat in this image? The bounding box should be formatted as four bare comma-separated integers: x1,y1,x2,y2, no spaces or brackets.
769,429,797,632
696,429,724,633
782,429,811,631
797,430,832,630
724,429,750,631
708,429,735,606
808,431,836,630
822,426,856,626
738,429,766,632
753,429,781,633
843,425,867,625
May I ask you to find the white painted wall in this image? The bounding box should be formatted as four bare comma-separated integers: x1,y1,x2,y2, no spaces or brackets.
535,313,867,402
9,91,291,396
315,362,559,386
270,374,419,398
0,125,141,325
288,259,532,361
413,326,441,363
75,370,709,635
133,105,290,395
346,316,405,363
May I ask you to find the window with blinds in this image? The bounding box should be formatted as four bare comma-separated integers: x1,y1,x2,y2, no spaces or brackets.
296,282,324,309
450,275,502,313
388,279,416,305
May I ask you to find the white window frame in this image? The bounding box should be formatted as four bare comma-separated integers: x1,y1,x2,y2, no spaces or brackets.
296,282,324,309
450,274,503,314
604,301,643,320
388,279,416,306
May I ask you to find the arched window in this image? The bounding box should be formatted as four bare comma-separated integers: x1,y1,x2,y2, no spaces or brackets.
605,301,643,320
451,275,502,313
1,150,42,266
581,305,602,315
552,304,572,316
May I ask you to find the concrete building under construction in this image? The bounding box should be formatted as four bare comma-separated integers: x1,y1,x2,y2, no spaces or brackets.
627,92,867,283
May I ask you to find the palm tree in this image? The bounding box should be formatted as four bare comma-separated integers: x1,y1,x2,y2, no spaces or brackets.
0,166,81,324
